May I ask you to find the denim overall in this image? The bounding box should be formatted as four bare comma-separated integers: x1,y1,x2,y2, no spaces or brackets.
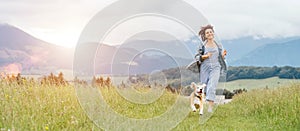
199,42,227,101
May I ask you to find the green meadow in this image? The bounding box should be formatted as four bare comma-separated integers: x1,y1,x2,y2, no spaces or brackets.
1,78,299,130
222,77,300,91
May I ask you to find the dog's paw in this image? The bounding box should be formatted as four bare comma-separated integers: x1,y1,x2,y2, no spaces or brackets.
199,110,203,115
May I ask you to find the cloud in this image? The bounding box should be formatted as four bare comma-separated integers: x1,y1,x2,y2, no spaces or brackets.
186,0,300,39
0,0,115,47
0,0,299,47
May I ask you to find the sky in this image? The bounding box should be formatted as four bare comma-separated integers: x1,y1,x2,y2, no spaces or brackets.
0,0,299,48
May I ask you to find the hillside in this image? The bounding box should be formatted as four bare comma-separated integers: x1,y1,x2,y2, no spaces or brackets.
0,24,74,74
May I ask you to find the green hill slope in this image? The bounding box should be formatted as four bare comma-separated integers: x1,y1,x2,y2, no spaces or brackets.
175,84,300,130
221,77,300,91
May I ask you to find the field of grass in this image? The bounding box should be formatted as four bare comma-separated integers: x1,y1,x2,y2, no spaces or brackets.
219,77,300,91
1,80,299,130
175,84,300,130
0,82,95,130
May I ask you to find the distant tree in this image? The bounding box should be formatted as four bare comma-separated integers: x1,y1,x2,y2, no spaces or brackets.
166,84,176,93
233,88,247,95
58,72,66,85
97,76,104,86
222,89,235,99
278,66,300,79
226,66,300,81
92,76,97,87
105,77,111,86
16,73,22,85
40,72,68,86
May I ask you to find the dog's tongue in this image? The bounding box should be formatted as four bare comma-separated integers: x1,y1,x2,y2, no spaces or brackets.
197,89,203,94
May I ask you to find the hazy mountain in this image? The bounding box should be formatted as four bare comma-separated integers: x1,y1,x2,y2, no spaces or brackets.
80,42,191,74
114,37,300,64
118,39,196,59
102,37,300,73
0,23,74,74
107,39,193,74
221,36,300,63
184,36,300,67
0,24,191,75
1,23,299,76
231,39,300,67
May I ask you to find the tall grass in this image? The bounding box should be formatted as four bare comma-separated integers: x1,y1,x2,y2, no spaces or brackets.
100,87,177,119
174,84,300,130
1,81,299,130
0,82,95,130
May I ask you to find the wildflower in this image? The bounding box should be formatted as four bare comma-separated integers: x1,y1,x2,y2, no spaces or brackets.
5,94,9,99
45,126,49,130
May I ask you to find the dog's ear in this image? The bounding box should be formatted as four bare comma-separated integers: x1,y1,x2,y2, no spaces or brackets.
191,82,196,87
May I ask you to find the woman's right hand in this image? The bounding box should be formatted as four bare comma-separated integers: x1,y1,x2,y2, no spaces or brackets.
202,52,212,60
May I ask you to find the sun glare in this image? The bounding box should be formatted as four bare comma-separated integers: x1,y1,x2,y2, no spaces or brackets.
24,27,80,48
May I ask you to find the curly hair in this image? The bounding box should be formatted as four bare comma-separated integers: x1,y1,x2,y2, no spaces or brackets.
198,24,214,42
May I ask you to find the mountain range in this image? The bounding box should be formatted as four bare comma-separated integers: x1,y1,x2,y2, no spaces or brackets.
230,39,300,66
0,24,74,74
0,23,299,75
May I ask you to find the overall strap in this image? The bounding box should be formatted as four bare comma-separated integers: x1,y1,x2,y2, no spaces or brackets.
214,41,227,71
